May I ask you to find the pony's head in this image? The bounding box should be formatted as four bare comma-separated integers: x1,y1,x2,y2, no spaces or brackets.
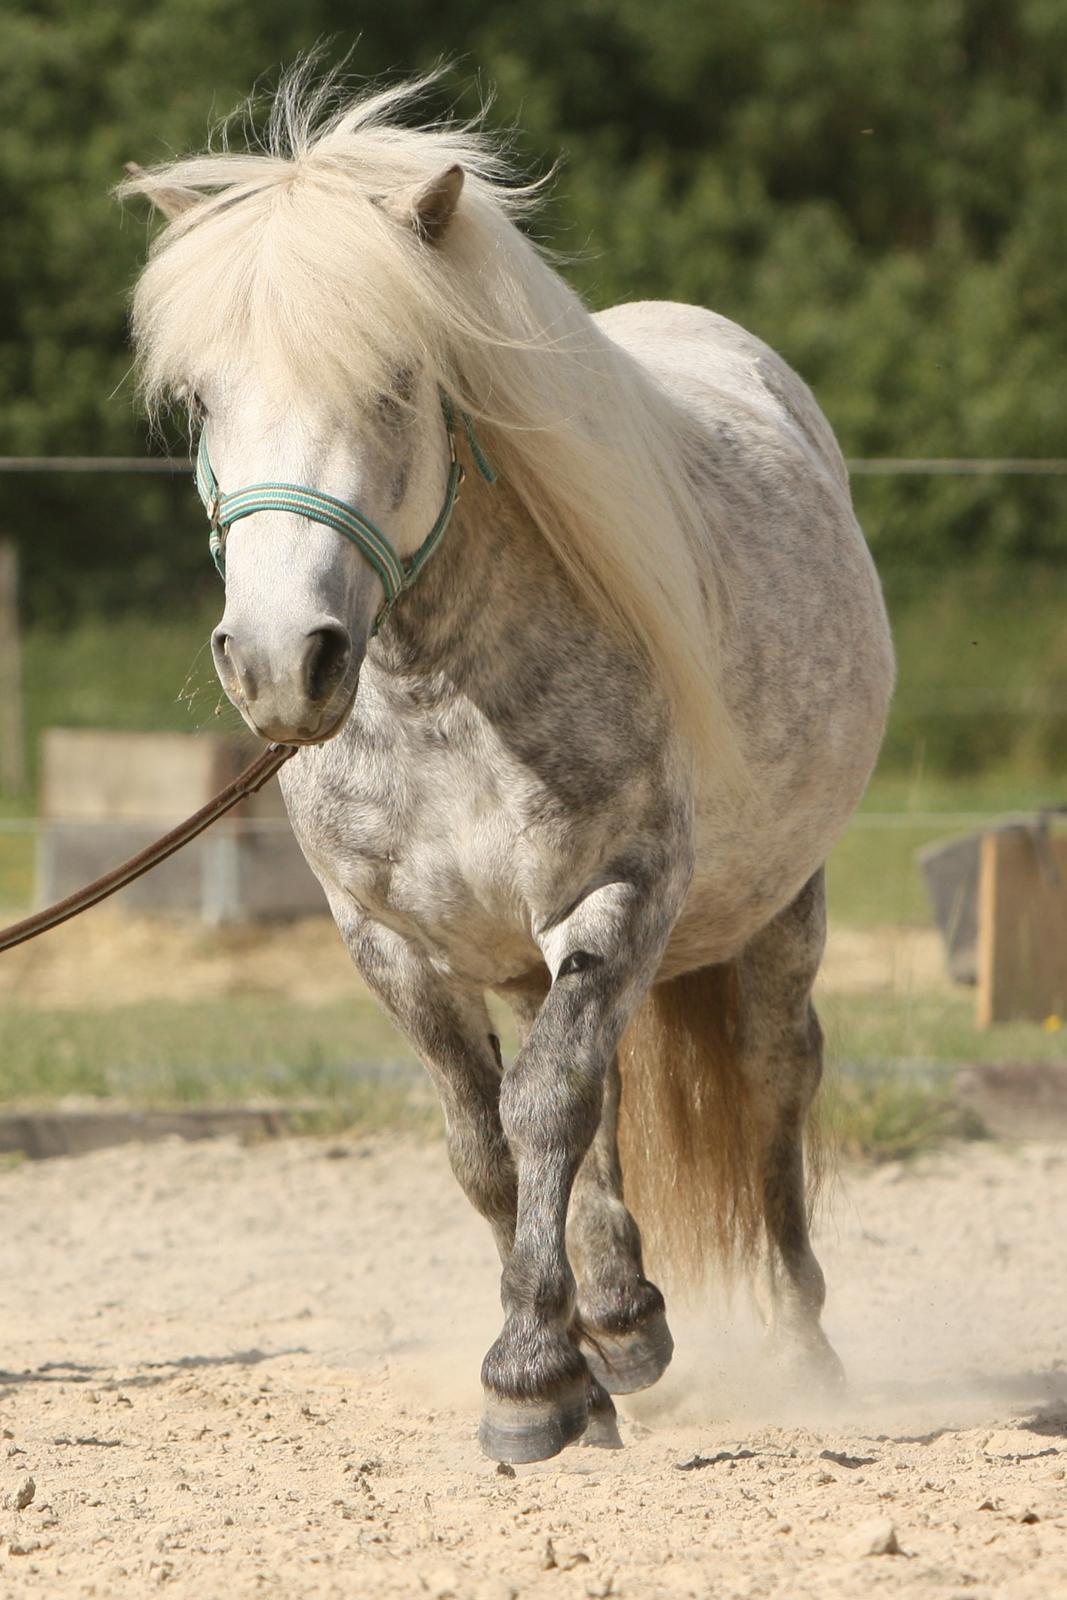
183,168,469,742
121,77,519,743
121,68,742,775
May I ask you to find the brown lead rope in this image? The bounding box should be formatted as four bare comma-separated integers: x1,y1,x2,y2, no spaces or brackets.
0,742,297,956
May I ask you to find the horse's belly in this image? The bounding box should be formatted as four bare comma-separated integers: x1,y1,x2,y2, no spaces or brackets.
663,847,822,976
663,698,888,975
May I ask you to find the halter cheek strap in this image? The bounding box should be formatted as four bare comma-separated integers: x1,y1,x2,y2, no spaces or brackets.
195,393,495,633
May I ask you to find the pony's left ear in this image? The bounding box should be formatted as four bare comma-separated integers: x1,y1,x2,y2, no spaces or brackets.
121,161,200,222
384,164,464,245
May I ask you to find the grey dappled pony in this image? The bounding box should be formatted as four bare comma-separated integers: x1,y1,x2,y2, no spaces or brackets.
120,68,894,1464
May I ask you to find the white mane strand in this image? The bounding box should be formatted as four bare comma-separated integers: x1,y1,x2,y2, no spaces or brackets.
120,69,740,777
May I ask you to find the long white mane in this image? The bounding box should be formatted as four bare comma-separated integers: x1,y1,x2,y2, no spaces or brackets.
121,68,739,775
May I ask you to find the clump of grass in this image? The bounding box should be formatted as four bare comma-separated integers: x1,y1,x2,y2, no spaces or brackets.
820,1067,987,1163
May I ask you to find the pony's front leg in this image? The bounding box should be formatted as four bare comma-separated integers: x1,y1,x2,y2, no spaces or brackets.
567,1052,674,1396
480,877,678,1464
332,906,517,1258
505,981,673,1398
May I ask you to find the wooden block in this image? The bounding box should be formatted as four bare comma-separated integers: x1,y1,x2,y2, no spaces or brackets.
41,728,244,822
917,833,981,984
39,727,286,822
977,827,1067,1026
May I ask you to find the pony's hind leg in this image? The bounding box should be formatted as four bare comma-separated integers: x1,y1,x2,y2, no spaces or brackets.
739,868,843,1390
567,1054,674,1397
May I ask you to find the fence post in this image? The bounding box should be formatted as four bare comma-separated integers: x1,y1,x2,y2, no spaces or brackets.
0,542,25,794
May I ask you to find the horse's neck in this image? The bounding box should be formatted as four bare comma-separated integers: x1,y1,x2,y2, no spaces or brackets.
372,478,578,692
360,476,663,782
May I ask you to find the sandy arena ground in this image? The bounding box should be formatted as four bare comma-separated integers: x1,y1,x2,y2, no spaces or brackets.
0,1133,1063,1598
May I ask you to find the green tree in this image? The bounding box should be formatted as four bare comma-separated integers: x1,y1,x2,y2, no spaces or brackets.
1,0,1064,622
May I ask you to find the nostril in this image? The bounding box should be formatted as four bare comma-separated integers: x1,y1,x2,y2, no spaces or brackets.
304,625,352,704
211,627,256,701
211,626,232,678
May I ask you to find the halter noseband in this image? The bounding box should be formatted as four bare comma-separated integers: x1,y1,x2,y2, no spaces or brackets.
195,393,495,633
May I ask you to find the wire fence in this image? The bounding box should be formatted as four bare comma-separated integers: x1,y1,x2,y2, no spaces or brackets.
2,455,1067,476
3,810,1061,838
0,454,1063,811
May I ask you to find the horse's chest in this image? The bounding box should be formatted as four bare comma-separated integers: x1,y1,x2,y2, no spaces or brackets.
287,751,542,981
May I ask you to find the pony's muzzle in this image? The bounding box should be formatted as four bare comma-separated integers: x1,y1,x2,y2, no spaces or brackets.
211,620,354,743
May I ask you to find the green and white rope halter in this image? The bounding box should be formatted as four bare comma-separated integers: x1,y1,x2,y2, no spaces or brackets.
195,392,495,633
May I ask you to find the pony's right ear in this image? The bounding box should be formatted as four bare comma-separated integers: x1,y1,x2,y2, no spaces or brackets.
380,164,465,245
121,162,199,221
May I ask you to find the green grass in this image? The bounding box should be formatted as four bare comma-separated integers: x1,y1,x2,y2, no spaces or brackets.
5,577,1067,796
0,606,232,910
0,995,993,1164
826,768,1067,928
0,983,1058,1161
0,1000,442,1139
0,590,1064,1162
821,988,1067,1068
0,996,417,1105
5,569,1064,798
0,807,33,910
5,605,235,810
21,606,226,753
2,594,1065,928
820,1067,986,1164
879,565,1067,776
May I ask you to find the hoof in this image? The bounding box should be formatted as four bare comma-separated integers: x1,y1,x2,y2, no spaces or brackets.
581,1379,623,1450
479,1379,589,1465
581,1309,674,1396
767,1326,847,1397
804,1337,847,1396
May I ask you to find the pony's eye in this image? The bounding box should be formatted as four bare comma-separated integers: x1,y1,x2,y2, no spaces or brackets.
376,365,417,425
376,391,404,427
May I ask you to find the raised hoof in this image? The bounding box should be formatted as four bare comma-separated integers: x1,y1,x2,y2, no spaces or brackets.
582,1379,624,1450
581,1309,674,1396
479,1380,589,1465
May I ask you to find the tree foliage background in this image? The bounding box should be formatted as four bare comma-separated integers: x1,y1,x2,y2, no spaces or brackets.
1,0,1064,688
